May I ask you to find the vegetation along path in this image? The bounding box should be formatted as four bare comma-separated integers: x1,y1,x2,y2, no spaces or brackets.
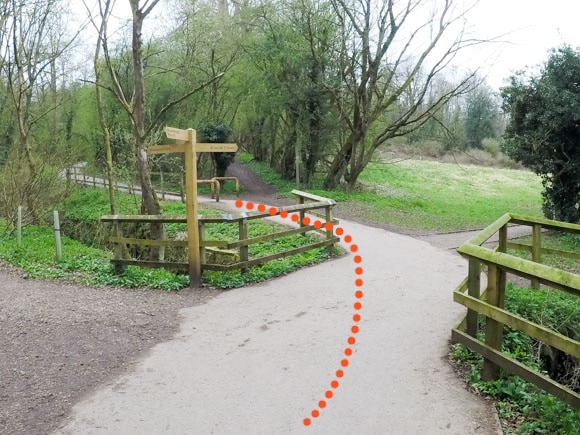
53,196,501,434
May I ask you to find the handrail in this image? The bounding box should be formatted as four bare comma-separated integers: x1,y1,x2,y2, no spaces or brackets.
453,212,580,409
457,243,580,297
465,213,511,246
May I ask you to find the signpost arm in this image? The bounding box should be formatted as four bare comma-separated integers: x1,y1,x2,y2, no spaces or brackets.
184,129,202,288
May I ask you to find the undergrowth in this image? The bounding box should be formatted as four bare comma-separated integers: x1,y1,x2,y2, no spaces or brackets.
452,283,580,434
0,188,335,290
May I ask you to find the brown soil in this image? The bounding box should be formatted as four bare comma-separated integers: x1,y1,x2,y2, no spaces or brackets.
0,262,219,435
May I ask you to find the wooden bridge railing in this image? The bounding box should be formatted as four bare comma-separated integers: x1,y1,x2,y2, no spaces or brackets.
452,213,580,409
100,191,338,274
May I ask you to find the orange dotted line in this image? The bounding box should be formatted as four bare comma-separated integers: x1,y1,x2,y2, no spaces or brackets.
233,199,363,428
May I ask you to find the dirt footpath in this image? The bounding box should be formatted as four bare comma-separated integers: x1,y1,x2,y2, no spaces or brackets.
54,212,501,435
0,263,218,435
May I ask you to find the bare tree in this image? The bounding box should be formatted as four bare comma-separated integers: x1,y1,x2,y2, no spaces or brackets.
0,0,79,222
93,0,224,260
84,0,117,214
322,0,482,190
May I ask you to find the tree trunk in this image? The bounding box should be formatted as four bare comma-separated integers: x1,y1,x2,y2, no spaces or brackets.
323,131,361,189
130,1,165,260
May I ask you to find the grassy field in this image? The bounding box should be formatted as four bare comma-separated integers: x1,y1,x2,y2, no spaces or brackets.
352,160,543,231
244,156,543,232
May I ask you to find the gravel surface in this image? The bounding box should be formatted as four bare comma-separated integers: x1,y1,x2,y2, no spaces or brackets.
0,262,219,435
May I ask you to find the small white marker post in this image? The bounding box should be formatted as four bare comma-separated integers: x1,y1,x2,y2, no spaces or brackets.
148,127,238,288
53,210,62,261
17,205,22,246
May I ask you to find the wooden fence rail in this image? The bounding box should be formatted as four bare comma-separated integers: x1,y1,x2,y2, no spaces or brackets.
452,213,580,409
68,166,239,203
100,191,338,275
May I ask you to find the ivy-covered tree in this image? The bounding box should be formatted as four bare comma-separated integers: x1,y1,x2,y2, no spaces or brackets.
199,123,234,177
464,85,500,149
501,46,580,223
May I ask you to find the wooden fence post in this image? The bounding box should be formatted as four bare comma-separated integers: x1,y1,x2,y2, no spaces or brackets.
325,203,334,254
199,220,206,267
299,196,305,234
239,216,248,273
53,210,62,261
112,218,124,274
482,263,504,381
531,224,542,289
180,172,185,203
160,170,165,200
17,205,22,246
498,224,507,301
466,258,481,338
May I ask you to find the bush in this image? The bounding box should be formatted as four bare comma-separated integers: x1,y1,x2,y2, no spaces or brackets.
452,283,580,433
0,151,76,228
417,140,445,158
481,137,501,157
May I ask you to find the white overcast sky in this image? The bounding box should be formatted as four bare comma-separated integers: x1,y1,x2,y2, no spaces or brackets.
74,0,580,91
461,0,580,89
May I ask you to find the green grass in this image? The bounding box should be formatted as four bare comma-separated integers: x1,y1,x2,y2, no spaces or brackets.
0,188,335,290
350,160,542,231
239,157,543,232
509,233,580,274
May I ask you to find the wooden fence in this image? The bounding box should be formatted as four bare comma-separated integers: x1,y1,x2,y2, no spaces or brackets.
67,166,239,202
452,213,580,409
100,190,338,274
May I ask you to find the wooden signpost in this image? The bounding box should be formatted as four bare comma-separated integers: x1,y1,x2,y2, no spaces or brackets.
147,127,238,288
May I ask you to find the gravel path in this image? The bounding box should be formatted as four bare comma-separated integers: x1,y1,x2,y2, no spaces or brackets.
54,209,501,434
0,162,512,434
0,263,219,435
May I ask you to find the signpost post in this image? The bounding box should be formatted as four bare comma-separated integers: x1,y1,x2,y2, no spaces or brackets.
147,127,238,288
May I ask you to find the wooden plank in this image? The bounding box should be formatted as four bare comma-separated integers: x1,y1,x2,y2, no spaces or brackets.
239,218,248,273
453,277,470,333
509,213,580,235
200,240,229,248
507,242,580,261
197,202,336,223
466,259,481,337
147,143,185,155
306,210,339,224
482,264,503,381
185,129,201,288
164,126,190,141
238,238,338,269
109,236,188,247
455,276,469,294
111,259,188,272
457,243,580,297
101,214,187,223
325,205,334,254
291,189,336,204
454,291,580,358
200,263,238,272
531,224,542,288
226,225,314,249
195,143,238,153
465,213,512,246
452,328,580,409
497,224,507,307
212,238,339,271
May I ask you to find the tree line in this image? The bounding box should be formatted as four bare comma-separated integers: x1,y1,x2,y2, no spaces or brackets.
6,0,577,228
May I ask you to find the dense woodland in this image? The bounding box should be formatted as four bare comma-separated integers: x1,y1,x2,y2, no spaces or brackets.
0,0,506,223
